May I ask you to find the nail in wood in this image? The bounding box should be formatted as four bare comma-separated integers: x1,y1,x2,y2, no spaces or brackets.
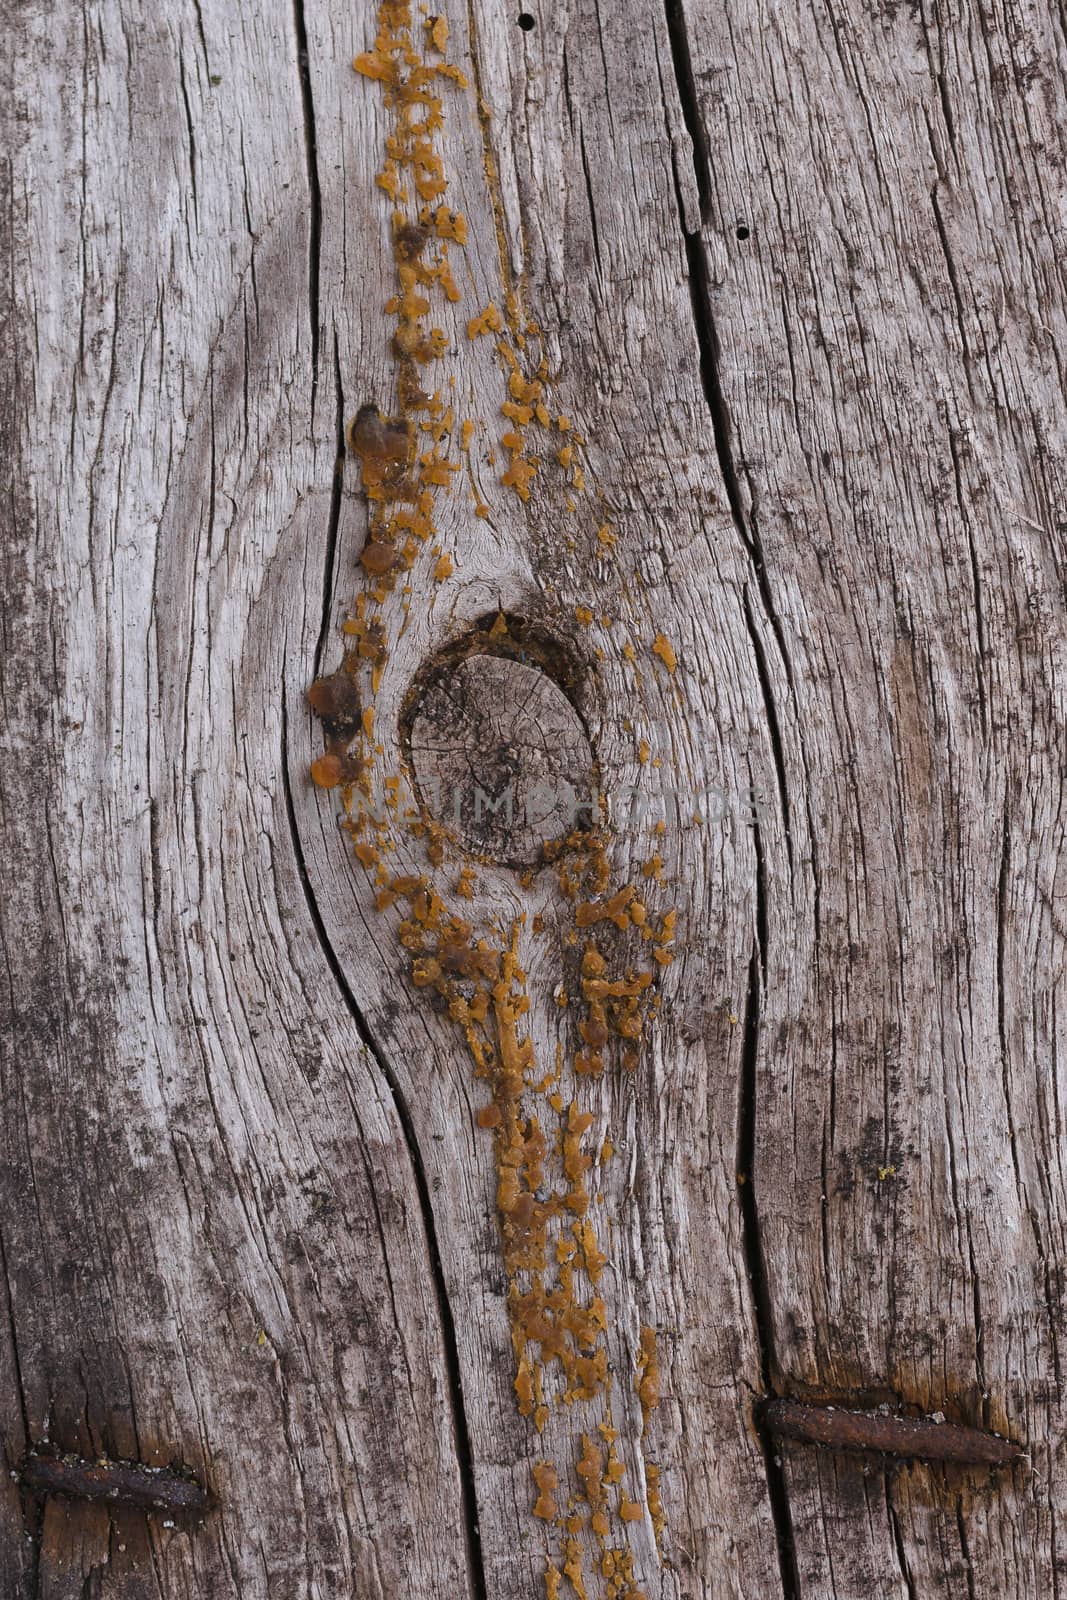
20,1451,210,1513
759,1398,1022,1467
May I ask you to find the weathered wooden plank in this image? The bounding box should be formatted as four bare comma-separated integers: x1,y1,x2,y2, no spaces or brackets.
5,0,1066,1595
3,2,476,1595
295,1,791,1595
678,0,1067,1592
292,6,793,1593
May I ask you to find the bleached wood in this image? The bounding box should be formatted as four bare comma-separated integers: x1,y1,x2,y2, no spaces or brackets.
678,0,1067,1594
2,4,474,1596
3,1,1065,1598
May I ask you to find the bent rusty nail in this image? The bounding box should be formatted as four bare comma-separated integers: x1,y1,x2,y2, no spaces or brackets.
758,1398,1022,1467
20,1451,210,1513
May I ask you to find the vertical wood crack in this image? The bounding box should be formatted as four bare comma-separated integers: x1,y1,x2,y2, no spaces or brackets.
662,0,711,223
280,691,488,1600
313,332,346,680
887,1488,919,1600
292,0,321,419
660,16,799,885
177,54,199,228
740,933,801,1600
662,4,801,1593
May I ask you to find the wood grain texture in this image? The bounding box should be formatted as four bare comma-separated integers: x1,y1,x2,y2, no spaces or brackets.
3,4,474,1596
409,653,596,863
2,1,1064,1598
677,0,1067,1593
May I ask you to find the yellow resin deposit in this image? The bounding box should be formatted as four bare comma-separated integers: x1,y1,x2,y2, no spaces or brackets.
308,6,677,1596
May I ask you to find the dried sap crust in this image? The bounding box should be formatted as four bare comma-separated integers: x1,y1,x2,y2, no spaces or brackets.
307,7,683,1594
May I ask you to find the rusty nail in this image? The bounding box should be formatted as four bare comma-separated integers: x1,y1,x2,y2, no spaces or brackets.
758,1398,1022,1468
20,1450,210,1514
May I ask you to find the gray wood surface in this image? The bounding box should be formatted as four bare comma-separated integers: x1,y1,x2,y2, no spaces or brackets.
3,0,1064,1596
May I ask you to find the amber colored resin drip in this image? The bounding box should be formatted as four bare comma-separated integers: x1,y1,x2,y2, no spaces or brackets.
311,7,677,1594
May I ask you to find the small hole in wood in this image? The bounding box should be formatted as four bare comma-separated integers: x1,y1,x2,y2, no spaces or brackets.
736,223,751,241
517,12,536,30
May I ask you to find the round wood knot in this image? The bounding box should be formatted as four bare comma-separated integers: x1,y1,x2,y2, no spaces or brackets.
409,654,594,865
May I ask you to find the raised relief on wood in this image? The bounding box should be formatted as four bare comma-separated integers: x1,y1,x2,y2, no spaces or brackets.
309,5,674,1595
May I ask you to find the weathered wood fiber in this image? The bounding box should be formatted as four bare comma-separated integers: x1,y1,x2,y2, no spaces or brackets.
3,0,1064,1597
